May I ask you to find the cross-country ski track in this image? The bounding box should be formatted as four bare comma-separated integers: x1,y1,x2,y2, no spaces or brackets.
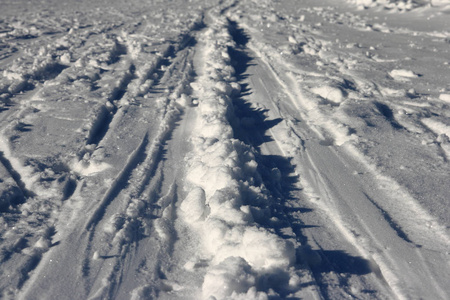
1,0,450,299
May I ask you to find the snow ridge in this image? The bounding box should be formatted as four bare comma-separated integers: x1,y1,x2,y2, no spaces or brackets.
181,12,300,300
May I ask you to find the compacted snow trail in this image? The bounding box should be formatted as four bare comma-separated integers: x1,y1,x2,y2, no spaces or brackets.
238,51,450,299
1,0,450,299
225,14,450,299
223,1,450,298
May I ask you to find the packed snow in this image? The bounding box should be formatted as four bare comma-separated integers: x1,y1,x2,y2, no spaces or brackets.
1,0,450,299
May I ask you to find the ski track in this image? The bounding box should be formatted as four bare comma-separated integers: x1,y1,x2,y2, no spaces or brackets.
224,2,450,298
231,26,450,300
17,26,199,300
1,3,205,298
1,0,450,299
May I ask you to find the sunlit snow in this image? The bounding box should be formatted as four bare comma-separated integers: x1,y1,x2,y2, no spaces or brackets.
1,0,450,299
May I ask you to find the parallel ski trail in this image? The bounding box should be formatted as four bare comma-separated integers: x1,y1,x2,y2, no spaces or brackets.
229,37,390,298
229,17,450,299
16,21,200,298
0,2,210,298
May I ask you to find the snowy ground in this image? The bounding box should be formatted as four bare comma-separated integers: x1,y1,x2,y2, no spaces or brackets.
1,0,450,299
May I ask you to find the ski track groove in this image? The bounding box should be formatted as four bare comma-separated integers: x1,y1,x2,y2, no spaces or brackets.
84,46,195,231
228,16,450,299
78,27,199,298
84,132,149,231
0,151,34,201
269,52,398,298
11,14,201,298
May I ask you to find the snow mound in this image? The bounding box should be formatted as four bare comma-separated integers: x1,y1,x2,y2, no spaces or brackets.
202,257,259,299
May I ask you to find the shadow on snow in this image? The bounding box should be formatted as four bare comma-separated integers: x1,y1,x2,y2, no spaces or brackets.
227,19,373,298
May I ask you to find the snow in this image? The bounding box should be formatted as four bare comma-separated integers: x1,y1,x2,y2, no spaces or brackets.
347,0,450,11
389,68,419,81
1,0,450,299
310,85,345,104
439,93,450,103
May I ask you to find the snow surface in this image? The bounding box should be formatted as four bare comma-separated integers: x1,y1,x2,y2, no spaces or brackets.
1,0,450,299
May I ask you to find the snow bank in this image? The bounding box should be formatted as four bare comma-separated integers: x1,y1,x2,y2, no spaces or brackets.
181,13,297,299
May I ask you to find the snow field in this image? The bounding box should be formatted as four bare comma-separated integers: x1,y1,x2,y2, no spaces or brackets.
2,0,450,298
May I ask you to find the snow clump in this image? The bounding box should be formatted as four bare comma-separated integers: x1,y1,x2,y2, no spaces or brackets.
389,69,419,81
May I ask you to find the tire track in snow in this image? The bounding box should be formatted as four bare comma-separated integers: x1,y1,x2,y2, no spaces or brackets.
246,17,450,248
82,18,203,154
82,55,194,294
83,36,201,299
83,29,200,232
